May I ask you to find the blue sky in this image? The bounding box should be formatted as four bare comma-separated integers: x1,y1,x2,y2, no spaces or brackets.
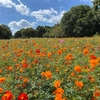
0,0,93,34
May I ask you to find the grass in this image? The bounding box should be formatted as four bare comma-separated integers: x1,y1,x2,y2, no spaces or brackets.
0,36,100,100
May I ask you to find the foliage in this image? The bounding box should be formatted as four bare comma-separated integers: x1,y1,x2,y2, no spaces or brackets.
93,0,100,11
92,0,100,21
42,26,53,37
61,5,100,37
46,24,65,38
36,26,46,37
21,28,36,38
14,26,53,38
14,30,22,38
0,24,12,39
0,37,100,99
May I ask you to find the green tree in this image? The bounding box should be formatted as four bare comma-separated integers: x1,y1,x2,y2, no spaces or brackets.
48,24,65,38
61,5,99,37
61,11,73,37
43,26,53,37
21,28,36,38
36,26,46,37
93,0,100,10
14,30,22,38
0,24,12,39
0,25,3,39
74,10,98,37
92,0,100,20
92,0,100,34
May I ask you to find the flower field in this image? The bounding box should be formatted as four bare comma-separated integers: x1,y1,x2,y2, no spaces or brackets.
0,36,100,100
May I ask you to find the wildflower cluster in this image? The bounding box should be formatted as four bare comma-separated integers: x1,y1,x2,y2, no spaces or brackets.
0,37,100,99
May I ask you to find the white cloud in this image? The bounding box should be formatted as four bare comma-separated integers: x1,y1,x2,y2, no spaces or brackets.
14,3,30,15
31,8,66,23
8,19,36,34
14,0,30,15
31,8,58,17
0,0,30,15
47,10,65,23
0,0,14,8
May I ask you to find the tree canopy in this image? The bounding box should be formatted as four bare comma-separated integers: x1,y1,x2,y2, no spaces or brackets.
61,5,100,37
14,30,22,38
93,0,100,10
0,24,12,39
36,26,46,37
21,28,36,38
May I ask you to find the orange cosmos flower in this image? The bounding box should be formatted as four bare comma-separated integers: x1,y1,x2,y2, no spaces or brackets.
47,52,52,58
89,59,99,69
0,69,2,73
23,78,29,83
16,63,20,67
0,87,3,93
65,54,73,60
41,70,52,79
29,49,32,53
74,65,81,72
55,96,67,100
53,88,64,95
45,71,52,79
57,50,62,55
0,77,6,83
19,76,23,79
75,80,84,89
22,83,26,88
16,53,20,57
3,57,6,60
97,57,100,62
5,52,10,57
41,72,45,76
46,71,52,79
54,80,61,88
94,91,100,97
6,66,13,71
14,58,17,62
83,48,89,55
54,94,63,100
41,53,45,57
56,67,60,73
20,68,24,73
1,91,13,100
91,97,97,100
70,72,75,77
77,75,82,78
22,58,27,64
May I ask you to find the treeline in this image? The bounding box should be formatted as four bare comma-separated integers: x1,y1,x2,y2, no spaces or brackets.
0,0,100,39
14,24,64,38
